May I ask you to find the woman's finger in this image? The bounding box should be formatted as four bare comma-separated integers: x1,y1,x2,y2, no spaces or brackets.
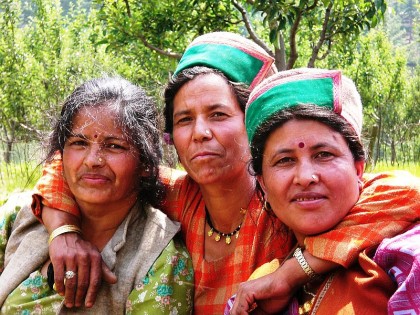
63,267,78,308
83,250,103,308
74,252,90,307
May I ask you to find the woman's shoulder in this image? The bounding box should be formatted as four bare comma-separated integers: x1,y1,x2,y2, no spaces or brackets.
1,191,36,235
1,191,33,212
143,204,181,234
362,170,420,190
1,191,46,274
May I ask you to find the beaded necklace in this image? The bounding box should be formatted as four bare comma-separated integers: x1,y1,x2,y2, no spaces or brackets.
205,207,246,245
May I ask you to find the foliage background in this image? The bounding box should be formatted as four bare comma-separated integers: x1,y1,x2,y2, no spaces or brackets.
0,0,418,203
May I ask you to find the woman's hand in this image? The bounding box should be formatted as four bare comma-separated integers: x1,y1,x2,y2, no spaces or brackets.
229,270,294,315
49,232,117,308
229,249,340,314
42,206,117,308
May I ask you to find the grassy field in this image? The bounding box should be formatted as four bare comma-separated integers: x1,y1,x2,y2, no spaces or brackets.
366,161,420,177
0,160,418,206
0,161,42,205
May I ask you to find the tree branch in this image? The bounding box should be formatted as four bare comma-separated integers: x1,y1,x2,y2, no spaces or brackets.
19,122,43,138
308,3,332,67
123,0,131,17
231,0,274,57
274,32,286,70
118,0,181,59
137,33,182,59
110,18,182,60
287,9,303,69
316,39,332,61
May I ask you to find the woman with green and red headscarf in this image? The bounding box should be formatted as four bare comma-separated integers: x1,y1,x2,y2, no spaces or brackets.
228,68,419,314
28,34,418,314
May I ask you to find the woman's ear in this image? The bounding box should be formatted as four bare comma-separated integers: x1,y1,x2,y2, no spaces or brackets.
354,160,365,180
257,175,267,195
138,163,151,178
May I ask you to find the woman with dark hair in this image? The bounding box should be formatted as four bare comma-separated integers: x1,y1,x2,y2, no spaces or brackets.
0,76,193,314
30,35,418,314
228,68,419,314
31,33,297,314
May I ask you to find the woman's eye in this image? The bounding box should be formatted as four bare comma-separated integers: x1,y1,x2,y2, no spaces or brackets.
105,143,126,150
275,157,295,165
69,140,87,147
315,151,334,159
175,117,192,124
212,112,227,119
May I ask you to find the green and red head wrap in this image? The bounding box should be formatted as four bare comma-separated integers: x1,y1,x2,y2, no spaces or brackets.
245,68,363,143
173,32,277,89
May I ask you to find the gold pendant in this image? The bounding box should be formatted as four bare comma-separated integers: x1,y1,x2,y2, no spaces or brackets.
215,233,221,242
226,235,231,244
208,228,214,237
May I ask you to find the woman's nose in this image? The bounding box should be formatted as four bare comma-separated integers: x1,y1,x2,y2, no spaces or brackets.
192,121,213,142
293,163,319,187
84,145,105,167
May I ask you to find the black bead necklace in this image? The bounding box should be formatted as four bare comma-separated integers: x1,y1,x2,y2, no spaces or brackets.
205,207,246,245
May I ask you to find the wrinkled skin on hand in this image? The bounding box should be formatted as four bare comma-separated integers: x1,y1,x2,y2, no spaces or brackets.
230,271,295,315
49,233,117,308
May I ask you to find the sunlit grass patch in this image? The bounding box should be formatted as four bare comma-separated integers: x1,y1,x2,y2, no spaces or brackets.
366,161,420,177
0,161,42,206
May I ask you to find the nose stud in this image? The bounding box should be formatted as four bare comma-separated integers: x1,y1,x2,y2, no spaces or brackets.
311,174,319,181
98,157,103,163
205,129,211,135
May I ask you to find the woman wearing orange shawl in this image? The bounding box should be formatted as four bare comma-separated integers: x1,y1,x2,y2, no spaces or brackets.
31,35,418,314
228,68,420,314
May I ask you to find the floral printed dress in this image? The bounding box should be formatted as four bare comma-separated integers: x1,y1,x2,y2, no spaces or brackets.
0,197,194,314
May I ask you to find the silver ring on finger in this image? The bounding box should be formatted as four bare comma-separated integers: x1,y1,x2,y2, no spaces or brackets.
65,270,77,280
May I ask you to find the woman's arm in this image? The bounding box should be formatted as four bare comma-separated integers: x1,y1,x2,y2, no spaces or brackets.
32,153,117,308
228,251,339,314
229,171,419,314
32,152,80,221
305,171,420,267
34,157,419,311
31,156,187,308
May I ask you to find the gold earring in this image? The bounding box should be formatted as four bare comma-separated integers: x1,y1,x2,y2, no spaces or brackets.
263,200,273,214
358,179,363,192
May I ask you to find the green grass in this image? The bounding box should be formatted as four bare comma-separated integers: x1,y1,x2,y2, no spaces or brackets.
0,161,42,206
366,161,420,177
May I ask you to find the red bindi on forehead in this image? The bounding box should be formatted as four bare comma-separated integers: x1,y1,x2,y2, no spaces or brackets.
298,142,305,148
94,134,98,138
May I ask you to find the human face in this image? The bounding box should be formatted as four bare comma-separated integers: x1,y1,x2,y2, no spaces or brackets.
258,120,364,241
172,73,250,185
63,106,141,212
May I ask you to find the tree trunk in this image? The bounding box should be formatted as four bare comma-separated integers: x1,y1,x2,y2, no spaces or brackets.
374,118,382,165
274,33,287,71
4,140,13,164
367,124,379,167
390,138,396,166
2,123,15,164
